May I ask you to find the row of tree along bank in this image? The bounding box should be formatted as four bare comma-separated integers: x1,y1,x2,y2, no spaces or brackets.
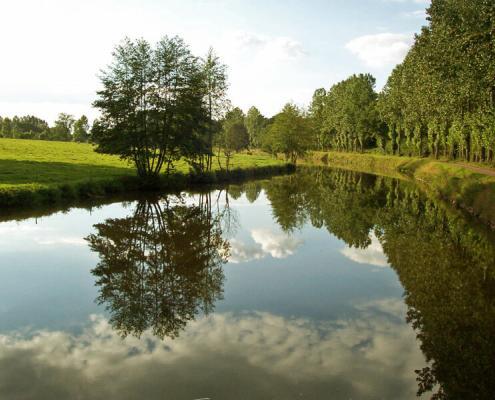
309,1,495,162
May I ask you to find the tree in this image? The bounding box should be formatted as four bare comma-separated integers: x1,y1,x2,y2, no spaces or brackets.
309,88,328,150
50,113,75,141
7,115,49,139
265,103,312,164
218,107,249,170
92,36,206,182
201,48,229,172
320,74,379,152
1,117,12,138
73,115,90,142
376,0,495,161
245,106,266,148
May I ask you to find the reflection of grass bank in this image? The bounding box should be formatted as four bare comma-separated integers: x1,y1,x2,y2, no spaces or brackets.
0,138,291,210
309,151,495,228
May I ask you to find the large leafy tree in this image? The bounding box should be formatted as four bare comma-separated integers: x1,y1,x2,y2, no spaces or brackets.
322,74,379,152
245,106,266,148
1,117,12,138
309,88,328,150
73,115,90,142
50,113,75,141
201,48,229,172
92,36,206,181
265,103,312,164
218,107,249,170
377,0,495,161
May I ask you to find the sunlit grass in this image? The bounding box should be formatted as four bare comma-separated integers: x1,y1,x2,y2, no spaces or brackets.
0,138,283,191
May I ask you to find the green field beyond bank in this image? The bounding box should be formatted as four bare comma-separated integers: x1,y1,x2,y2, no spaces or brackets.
0,138,287,208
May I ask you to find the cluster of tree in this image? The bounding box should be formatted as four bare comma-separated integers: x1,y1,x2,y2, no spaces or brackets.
0,113,91,142
378,0,495,160
309,74,380,152
308,1,495,161
93,36,231,180
92,34,319,179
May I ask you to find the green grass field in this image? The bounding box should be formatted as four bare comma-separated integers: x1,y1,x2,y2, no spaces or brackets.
0,138,287,208
0,138,284,190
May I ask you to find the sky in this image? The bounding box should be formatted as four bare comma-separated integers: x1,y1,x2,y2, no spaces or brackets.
0,0,430,123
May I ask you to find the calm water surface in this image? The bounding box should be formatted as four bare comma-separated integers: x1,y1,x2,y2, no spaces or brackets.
0,168,494,399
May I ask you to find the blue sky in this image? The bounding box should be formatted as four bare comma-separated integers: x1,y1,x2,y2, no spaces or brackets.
0,0,429,122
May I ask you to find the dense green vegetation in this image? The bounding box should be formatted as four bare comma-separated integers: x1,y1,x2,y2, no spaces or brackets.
0,113,90,142
2,1,494,214
92,37,241,180
306,1,495,162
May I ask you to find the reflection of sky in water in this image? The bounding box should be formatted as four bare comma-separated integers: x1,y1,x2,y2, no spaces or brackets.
0,190,424,399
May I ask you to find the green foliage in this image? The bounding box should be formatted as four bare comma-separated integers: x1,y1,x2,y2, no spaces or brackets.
49,113,75,141
0,117,13,138
217,107,249,170
264,103,312,164
189,48,229,173
73,115,90,142
311,74,380,153
308,88,327,150
245,106,266,148
93,36,207,181
377,0,495,161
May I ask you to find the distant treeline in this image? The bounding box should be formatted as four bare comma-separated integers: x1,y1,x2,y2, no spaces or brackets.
308,0,495,162
0,113,90,142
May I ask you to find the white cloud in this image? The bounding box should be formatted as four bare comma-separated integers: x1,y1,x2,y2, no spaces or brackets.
231,31,307,61
0,301,425,399
345,33,413,68
228,229,303,264
341,233,389,267
251,228,303,259
0,221,85,248
228,238,265,263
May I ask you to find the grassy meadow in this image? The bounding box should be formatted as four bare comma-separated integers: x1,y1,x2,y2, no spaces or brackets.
0,138,288,208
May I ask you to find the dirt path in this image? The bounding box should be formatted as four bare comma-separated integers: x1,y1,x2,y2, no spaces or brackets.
456,163,495,177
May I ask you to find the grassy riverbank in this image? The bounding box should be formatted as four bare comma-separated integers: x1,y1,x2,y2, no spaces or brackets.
309,151,495,228
0,138,291,209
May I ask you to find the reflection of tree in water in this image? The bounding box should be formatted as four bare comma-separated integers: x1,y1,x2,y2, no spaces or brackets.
86,194,230,339
256,168,495,399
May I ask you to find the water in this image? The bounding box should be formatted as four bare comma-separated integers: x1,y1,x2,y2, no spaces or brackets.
0,168,494,399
